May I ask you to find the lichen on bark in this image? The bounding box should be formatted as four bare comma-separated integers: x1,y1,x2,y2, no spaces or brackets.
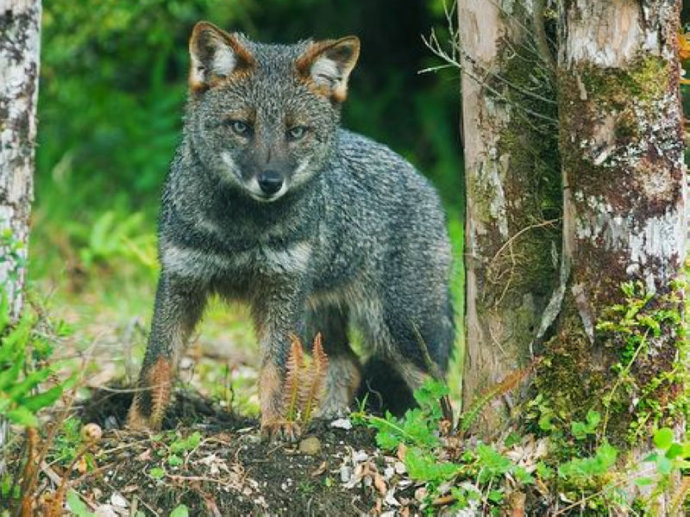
536,0,686,447
0,0,42,476
460,0,560,434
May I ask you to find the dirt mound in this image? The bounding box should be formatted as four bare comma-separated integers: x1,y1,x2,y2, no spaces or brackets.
9,386,400,516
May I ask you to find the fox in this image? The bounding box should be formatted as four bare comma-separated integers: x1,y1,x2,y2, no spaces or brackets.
127,21,455,440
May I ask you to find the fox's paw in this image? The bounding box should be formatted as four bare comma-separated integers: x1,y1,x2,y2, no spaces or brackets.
127,396,165,432
127,358,172,431
127,406,157,431
261,419,301,443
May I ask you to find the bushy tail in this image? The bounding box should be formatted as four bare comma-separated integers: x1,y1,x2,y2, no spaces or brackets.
356,356,415,417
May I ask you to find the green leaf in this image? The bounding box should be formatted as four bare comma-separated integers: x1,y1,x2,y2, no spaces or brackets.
149,467,166,479
476,443,513,483
8,368,52,400
168,454,183,467
536,462,554,480
585,410,601,429
665,443,683,460
169,504,189,517
653,428,674,450
634,477,654,487
558,441,618,481
487,489,504,503
538,413,553,431
514,466,534,484
596,441,618,466
504,432,521,448
6,406,38,427
0,360,22,392
404,447,461,483
657,456,673,475
571,421,587,440
66,490,95,517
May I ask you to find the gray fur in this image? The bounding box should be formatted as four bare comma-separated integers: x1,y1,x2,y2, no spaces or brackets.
132,25,454,427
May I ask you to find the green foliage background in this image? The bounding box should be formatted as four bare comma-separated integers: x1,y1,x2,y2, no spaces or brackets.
33,0,461,275
34,0,460,242
30,0,464,398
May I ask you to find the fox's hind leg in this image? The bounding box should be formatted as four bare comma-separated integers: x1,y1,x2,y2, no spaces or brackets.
304,305,361,417
360,288,454,415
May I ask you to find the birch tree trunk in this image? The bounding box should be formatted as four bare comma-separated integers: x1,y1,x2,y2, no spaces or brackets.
458,1,560,435
0,0,41,474
539,0,685,476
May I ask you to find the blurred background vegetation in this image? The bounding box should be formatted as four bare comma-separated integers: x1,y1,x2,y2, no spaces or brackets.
30,0,464,406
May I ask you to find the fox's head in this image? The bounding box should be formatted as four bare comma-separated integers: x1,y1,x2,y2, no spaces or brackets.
185,22,359,203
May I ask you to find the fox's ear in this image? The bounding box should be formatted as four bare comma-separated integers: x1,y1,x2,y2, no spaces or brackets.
296,36,360,102
189,22,255,93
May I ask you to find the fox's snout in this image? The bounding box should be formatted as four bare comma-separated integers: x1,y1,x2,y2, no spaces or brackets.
257,170,283,196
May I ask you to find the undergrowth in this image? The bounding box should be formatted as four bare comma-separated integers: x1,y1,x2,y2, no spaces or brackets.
353,281,690,515
354,378,689,514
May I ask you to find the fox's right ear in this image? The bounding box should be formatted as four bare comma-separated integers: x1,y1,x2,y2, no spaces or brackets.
188,22,255,93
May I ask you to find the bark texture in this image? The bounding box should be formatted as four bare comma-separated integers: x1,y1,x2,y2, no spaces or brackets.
458,1,560,435
0,0,41,474
539,0,685,445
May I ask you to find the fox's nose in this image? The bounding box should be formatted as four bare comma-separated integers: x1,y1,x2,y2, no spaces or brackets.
258,171,284,195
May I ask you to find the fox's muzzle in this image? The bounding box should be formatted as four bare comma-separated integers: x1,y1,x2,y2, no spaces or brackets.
257,170,284,195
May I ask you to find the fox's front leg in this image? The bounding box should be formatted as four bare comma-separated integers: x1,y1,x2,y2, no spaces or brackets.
253,285,306,441
128,274,206,430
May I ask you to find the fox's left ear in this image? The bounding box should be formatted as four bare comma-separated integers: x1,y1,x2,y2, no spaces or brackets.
296,36,360,102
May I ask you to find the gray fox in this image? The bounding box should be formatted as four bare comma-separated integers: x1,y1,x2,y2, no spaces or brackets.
128,22,454,439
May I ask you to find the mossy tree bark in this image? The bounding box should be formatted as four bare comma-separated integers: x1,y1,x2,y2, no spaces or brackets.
538,0,685,485
458,1,560,435
0,0,41,474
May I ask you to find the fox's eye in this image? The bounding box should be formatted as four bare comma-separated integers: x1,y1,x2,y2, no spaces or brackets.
287,126,308,141
227,120,251,136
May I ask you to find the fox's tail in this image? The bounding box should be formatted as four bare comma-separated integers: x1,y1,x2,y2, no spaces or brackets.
356,356,415,416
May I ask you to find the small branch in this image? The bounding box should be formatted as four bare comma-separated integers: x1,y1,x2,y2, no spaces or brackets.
532,0,556,72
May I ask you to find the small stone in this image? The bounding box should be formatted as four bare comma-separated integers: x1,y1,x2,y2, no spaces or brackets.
93,505,118,517
298,436,321,455
109,492,128,508
352,449,368,463
330,418,352,430
340,465,352,483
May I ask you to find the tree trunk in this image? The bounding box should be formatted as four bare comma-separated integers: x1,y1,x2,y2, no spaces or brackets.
458,1,560,435
539,0,685,482
0,0,41,474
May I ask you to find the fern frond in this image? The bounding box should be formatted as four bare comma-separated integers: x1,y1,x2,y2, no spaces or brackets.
283,334,304,422
458,357,540,434
299,333,329,424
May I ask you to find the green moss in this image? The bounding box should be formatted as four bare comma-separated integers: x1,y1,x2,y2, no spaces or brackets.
535,307,607,425
466,172,499,224
535,281,687,446
580,56,669,108
558,55,672,173
476,21,561,309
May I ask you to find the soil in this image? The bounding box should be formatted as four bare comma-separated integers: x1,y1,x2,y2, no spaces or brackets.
7,386,422,517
